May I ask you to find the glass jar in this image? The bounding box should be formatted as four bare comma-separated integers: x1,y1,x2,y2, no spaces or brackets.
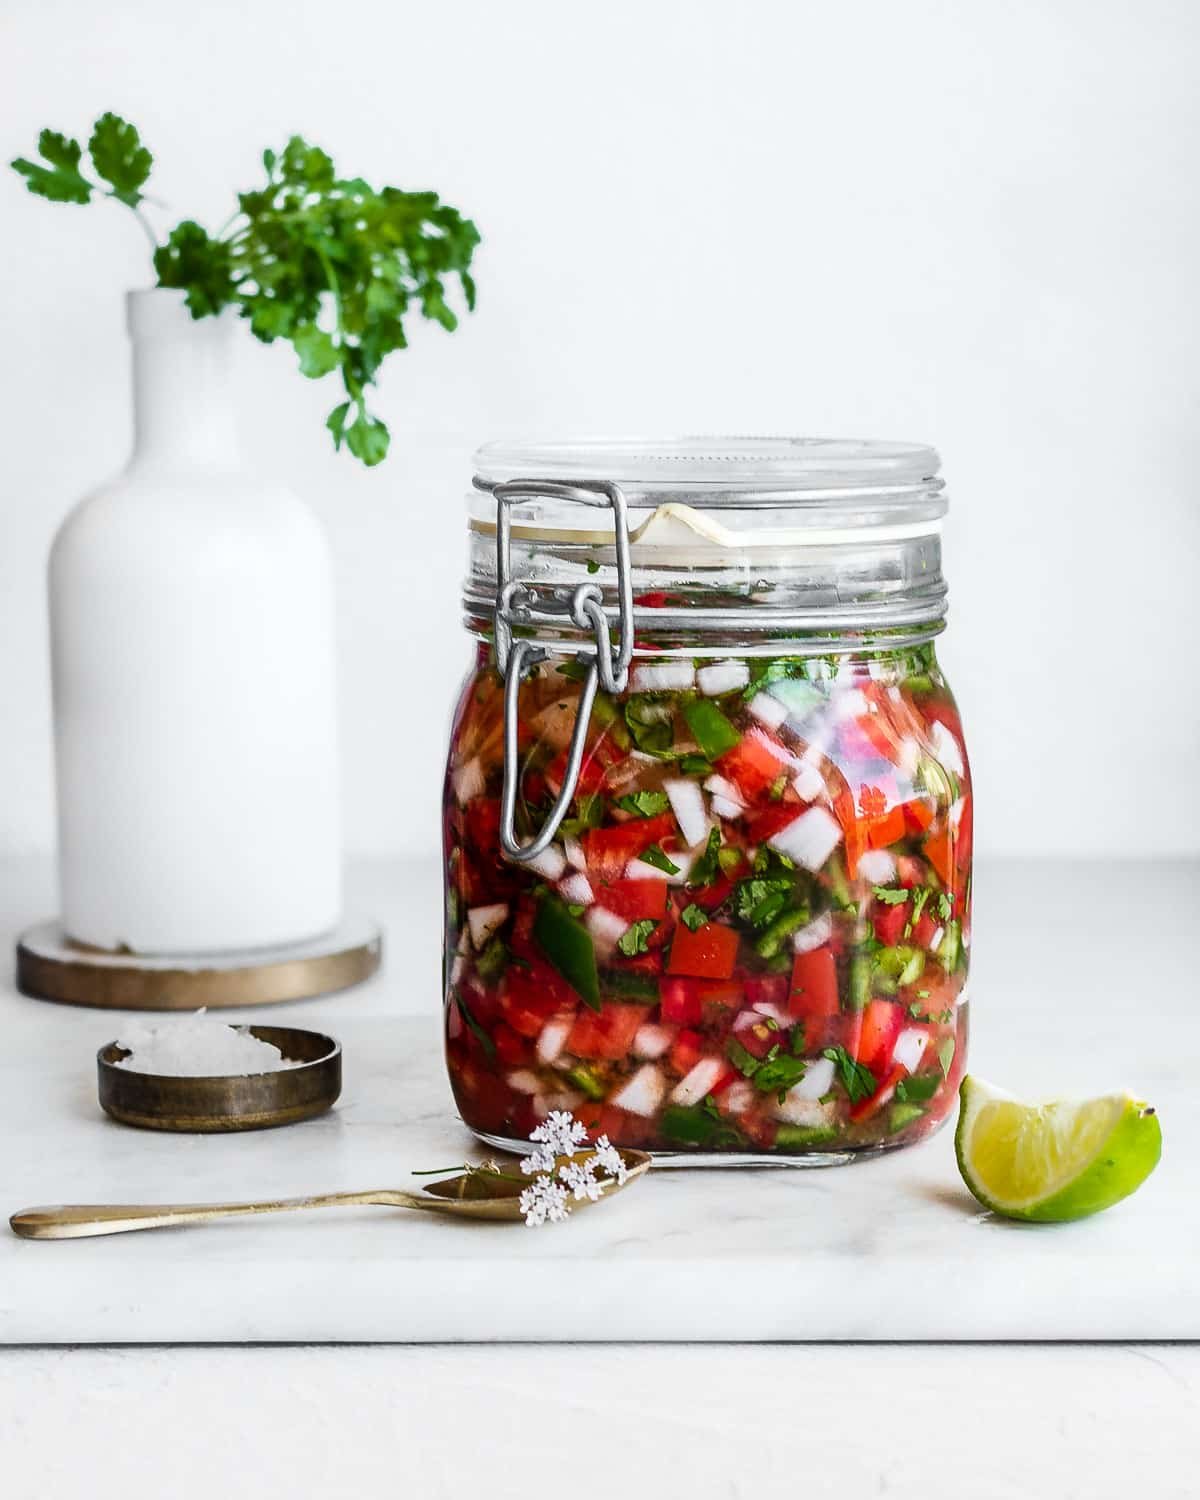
443,438,971,1164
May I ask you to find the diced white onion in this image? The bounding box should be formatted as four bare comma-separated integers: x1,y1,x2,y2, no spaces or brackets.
831,688,870,723
711,796,744,820
536,1089,584,1116
670,1057,726,1107
858,849,897,884
664,778,709,848
768,805,843,871
633,1023,674,1060
507,1070,542,1095
612,1064,667,1117
929,925,945,954
772,1093,837,1126
585,905,628,952
452,757,485,806
721,1080,757,1115
892,1027,930,1074
626,850,694,885
948,797,965,832
525,844,567,881
564,836,587,871
785,1056,836,1102
703,774,745,808
930,720,965,777
467,903,509,949
897,736,921,777
632,662,696,693
559,872,595,906
791,762,826,802
766,678,825,721
791,911,833,954
696,660,750,696
747,693,789,730
751,1000,792,1028
537,1019,573,1065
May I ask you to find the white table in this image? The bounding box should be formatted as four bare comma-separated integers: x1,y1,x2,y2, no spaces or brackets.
1,857,1196,1495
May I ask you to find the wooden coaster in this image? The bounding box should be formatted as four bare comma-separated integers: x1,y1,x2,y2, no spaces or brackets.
15,916,382,1010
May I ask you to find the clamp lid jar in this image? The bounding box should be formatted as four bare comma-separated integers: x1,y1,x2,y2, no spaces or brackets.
445,437,971,1164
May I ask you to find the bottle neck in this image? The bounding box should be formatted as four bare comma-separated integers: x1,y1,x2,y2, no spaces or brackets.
126,290,240,473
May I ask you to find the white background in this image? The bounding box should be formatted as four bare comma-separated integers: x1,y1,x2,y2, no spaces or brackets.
1,0,1197,860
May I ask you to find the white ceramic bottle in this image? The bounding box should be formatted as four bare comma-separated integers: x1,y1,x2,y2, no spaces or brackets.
48,289,342,953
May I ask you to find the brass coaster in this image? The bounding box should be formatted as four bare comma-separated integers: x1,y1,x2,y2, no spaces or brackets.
16,916,382,1011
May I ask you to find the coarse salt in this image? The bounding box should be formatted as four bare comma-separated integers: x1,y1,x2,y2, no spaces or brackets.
113,1010,302,1077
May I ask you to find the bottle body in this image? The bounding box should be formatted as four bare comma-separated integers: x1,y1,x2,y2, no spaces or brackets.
49,290,342,953
443,639,970,1159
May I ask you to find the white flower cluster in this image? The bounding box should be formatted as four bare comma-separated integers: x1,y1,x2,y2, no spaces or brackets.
517,1111,629,1228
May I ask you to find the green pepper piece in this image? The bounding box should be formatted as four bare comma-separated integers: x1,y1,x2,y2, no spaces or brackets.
726,1036,761,1078
895,1072,941,1104
599,969,660,1002
564,1062,606,1100
754,905,813,959
534,894,600,1009
938,920,962,974
888,1101,926,1134
849,952,874,1010
658,1103,744,1148
682,699,741,761
774,1122,838,1149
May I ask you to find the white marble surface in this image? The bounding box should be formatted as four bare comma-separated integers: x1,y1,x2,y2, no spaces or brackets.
0,856,1195,1344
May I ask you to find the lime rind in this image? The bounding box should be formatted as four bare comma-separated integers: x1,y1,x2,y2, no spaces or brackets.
955,1076,1162,1223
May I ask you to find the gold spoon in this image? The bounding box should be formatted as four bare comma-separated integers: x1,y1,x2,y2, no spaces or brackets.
9,1149,651,1240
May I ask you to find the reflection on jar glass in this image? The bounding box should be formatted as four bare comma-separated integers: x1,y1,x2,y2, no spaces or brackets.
443,439,971,1165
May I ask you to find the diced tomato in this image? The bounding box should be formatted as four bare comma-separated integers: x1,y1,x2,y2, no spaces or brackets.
849,1062,907,1123
866,804,907,850
668,1028,705,1076
716,732,787,802
923,824,955,887
733,1012,784,1059
659,976,703,1024
633,590,670,608
855,715,903,762
697,979,744,1016
830,776,866,879
859,784,888,819
809,1008,861,1056
955,795,973,871
872,898,910,947
901,799,935,835
593,878,669,924
546,744,607,797
459,975,501,1026
465,798,501,852
566,1003,648,1061
912,910,940,949
493,1023,532,1066
743,803,803,844
501,963,572,1037
688,874,736,911
855,999,904,1073
583,813,677,883
667,921,740,979
610,949,665,976
743,973,789,1008
788,947,839,1022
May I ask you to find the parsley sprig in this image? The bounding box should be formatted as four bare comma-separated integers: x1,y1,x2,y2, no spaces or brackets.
11,114,480,466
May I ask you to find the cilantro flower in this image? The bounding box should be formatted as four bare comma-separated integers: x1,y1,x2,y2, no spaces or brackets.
518,1174,569,1227
592,1135,629,1186
517,1113,629,1226
558,1158,604,1203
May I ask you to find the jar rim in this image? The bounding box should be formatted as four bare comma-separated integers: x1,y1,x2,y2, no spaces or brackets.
473,435,944,513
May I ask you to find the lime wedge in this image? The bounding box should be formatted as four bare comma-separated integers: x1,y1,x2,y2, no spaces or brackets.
955,1076,1162,1222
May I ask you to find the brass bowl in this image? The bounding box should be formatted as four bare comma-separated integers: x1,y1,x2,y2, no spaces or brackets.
97,1026,342,1133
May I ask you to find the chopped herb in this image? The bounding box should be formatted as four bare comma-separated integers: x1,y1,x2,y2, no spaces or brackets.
717,846,742,875
682,699,741,761
624,695,676,757
680,903,708,932
598,968,660,1002
659,1102,745,1148
937,1037,956,1078
873,886,910,906
677,754,712,776
564,1062,606,1099
822,1045,877,1103
687,827,722,887
567,903,585,918
726,1036,761,1078
475,937,509,983
895,1073,941,1104
617,918,657,957
453,987,495,1059
616,790,671,818
585,558,601,575
556,659,590,682
936,891,954,921
638,844,680,875
753,1052,808,1097
768,773,788,802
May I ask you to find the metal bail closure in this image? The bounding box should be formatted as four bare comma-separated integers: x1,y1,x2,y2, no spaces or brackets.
492,480,635,862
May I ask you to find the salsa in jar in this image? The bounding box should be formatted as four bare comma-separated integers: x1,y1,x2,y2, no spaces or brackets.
443,439,971,1162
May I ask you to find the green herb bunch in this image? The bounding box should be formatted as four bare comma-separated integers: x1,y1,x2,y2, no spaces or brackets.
11,113,480,465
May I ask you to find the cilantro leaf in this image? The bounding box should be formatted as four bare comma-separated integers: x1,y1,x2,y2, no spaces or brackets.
153,221,236,316
617,919,657,957
11,129,93,204
292,324,341,379
752,1052,808,1096
637,845,680,876
822,1045,877,1103
616,790,671,818
88,113,152,206
680,903,708,932
872,886,910,906
687,827,722,888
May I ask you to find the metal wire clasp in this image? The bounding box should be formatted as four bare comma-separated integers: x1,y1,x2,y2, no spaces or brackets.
492,480,635,862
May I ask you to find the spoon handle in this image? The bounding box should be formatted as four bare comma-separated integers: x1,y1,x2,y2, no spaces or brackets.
9,1190,422,1240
